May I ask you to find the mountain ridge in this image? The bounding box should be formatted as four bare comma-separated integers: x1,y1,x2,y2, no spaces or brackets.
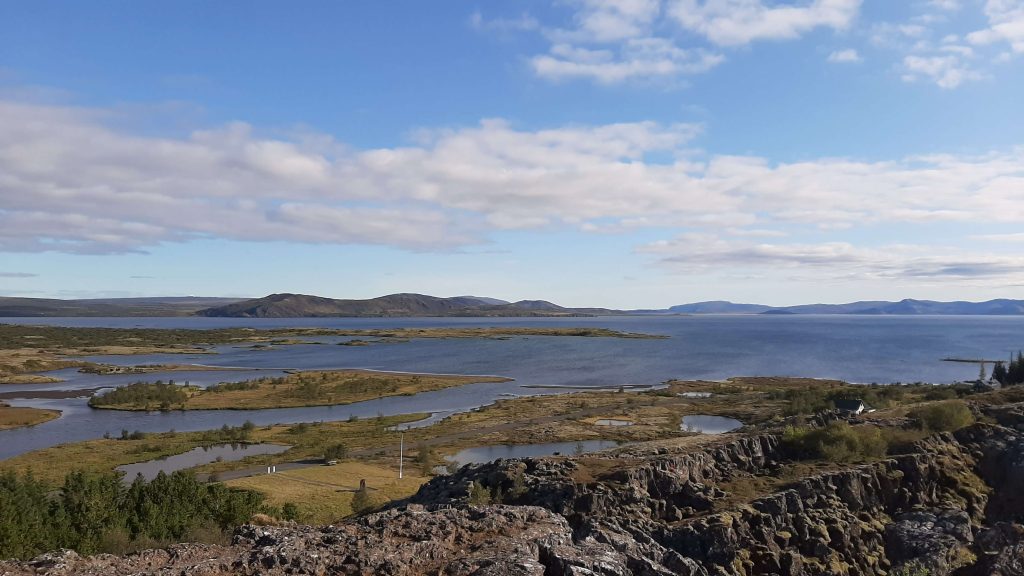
2,294,1024,317
666,298,1024,316
195,293,611,318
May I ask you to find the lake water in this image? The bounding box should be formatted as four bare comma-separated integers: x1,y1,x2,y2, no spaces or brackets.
680,415,744,434
116,443,290,481
2,315,1023,460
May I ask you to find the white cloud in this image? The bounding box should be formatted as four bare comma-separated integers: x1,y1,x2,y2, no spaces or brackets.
640,234,1024,283
827,48,862,62
468,11,540,32
966,0,1024,54
532,38,724,82
902,54,982,88
556,0,662,42
475,0,861,84
4,98,1024,282
668,0,861,46
928,0,962,11
973,232,1024,242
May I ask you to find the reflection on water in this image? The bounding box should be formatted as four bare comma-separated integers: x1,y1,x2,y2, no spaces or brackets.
387,411,455,431
680,415,743,434
447,440,619,466
116,443,290,481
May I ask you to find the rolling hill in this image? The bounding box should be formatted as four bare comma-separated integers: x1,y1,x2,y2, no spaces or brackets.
0,296,245,317
195,293,610,318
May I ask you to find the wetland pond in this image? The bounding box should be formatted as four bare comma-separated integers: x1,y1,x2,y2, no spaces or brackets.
116,443,290,481
594,418,633,426
680,415,743,434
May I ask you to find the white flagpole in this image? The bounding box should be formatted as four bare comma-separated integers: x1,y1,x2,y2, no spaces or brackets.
399,433,404,479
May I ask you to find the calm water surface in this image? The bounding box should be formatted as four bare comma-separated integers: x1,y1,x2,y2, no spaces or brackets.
116,443,290,481
680,415,744,434
2,315,1023,460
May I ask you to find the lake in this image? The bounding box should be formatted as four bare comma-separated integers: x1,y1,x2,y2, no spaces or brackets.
116,443,290,481
2,314,1022,460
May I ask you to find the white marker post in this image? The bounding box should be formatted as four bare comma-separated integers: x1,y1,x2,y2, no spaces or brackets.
399,433,404,479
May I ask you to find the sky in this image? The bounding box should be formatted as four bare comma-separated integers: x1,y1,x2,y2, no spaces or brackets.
1,0,1023,308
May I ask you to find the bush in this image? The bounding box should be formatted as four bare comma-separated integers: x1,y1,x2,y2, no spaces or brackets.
908,401,975,432
468,480,492,505
350,488,373,515
280,503,300,521
323,443,348,462
782,422,889,463
89,381,189,409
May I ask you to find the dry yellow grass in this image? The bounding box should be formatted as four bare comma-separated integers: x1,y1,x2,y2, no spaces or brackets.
0,373,65,384
225,461,428,523
0,348,83,377
0,403,60,430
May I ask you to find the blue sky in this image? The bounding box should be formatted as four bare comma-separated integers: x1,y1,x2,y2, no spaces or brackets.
2,0,1023,308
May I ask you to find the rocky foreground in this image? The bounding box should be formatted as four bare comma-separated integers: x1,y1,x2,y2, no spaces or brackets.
5,404,1024,576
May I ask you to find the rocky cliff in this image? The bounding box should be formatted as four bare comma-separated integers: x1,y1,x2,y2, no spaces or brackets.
4,405,1024,575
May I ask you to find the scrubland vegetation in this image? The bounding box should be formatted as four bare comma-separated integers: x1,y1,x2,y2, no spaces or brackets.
782,400,976,463
89,370,510,410
0,470,262,560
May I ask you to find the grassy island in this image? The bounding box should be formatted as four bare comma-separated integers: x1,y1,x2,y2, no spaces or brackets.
89,370,511,411
0,402,60,430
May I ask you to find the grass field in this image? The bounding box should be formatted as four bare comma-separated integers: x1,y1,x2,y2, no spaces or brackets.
226,461,428,523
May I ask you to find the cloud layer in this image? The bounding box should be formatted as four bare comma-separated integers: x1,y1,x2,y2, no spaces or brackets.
515,0,862,83
2,98,1024,287
473,0,1021,88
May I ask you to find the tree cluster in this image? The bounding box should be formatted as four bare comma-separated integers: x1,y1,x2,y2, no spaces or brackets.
198,421,255,443
205,381,259,393
88,381,189,410
0,469,262,560
992,351,1024,386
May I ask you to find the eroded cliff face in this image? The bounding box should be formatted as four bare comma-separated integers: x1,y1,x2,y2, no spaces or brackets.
4,405,1024,576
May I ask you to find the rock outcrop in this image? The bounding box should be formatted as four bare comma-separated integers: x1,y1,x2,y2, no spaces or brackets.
3,410,1024,575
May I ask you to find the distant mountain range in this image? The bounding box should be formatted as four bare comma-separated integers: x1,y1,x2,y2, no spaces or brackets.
1,294,1023,318
195,293,614,318
0,296,245,317
664,299,1024,316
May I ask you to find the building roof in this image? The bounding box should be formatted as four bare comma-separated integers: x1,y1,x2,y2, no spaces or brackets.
834,399,865,411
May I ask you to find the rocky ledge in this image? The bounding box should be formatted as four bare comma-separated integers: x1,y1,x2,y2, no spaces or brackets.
3,404,1024,575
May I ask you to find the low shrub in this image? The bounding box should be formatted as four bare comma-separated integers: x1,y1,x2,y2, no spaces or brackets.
782,422,889,462
907,400,975,432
